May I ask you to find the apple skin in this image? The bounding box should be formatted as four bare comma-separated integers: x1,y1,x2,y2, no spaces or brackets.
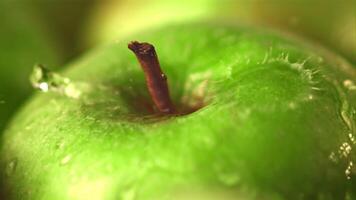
82,0,356,64
0,2,60,133
1,23,356,199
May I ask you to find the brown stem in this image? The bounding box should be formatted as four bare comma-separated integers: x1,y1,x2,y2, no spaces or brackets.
128,41,176,114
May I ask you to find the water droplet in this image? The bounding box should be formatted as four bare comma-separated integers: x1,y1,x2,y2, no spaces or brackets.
182,71,211,108
348,133,356,144
6,159,17,176
60,155,72,165
345,161,354,180
55,140,65,150
161,73,167,81
288,102,297,109
217,171,240,186
329,152,338,163
317,57,324,63
38,82,49,92
341,110,354,133
332,79,354,129
339,142,352,158
30,64,82,99
225,65,233,79
237,108,251,119
343,80,356,91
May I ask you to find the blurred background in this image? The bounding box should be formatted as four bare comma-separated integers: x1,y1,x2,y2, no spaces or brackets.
0,0,355,133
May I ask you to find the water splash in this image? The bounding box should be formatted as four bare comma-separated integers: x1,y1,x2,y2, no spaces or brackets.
30,64,82,99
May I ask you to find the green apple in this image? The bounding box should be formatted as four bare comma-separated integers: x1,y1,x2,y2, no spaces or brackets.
82,0,356,64
1,23,356,199
0,2,60,133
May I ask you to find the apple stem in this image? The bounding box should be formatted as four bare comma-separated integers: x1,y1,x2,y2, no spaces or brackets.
128,41,176,114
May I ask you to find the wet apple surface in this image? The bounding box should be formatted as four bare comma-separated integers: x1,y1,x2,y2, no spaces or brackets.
1,23,356,200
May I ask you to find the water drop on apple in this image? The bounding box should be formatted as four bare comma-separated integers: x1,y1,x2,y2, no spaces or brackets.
5,159,17,176
30,64,83,99
345,161,354,180
217,171,240,186
343,80,356,91
55,140,66,150
60,155,72,166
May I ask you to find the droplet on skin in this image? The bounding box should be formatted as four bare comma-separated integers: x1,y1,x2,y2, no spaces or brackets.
261,52,269,64
343,80,356,91
338,142,352,158
30,64,85,99
217,171,240,186
181,71,211,108
225,66,233,79
345,161,354,180
288,102,296,109
311,86,322,91
317,57,324,63
329,152,338,163
55,140,65,150
161,74,167,80
341,110,353,133
6,159,17,176
238,108,251,119
348,133,356,144
64,84,81,99
38,82,49,92
61,155,72,165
